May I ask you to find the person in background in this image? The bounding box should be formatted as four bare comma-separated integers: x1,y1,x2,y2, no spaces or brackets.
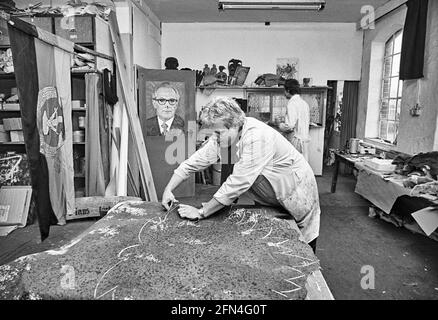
146,82,185,136
278,79,311,162
164,57,179,70
161,96,320,253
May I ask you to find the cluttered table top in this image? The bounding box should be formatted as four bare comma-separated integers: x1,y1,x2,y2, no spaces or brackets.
333,150,438,202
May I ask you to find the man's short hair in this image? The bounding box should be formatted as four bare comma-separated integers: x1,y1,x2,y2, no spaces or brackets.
200,96,245,129
284,79,301,95
164,57,179,70
153,82,180,100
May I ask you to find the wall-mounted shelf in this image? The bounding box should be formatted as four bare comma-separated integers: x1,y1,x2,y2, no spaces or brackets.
0,141,25,145
0,73,15,79
71,69,99,75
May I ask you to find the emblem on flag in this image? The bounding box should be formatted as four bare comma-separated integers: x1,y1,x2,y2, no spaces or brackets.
37,86,65,157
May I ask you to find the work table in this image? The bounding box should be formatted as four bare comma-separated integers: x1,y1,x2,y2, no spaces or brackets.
0,199,333,300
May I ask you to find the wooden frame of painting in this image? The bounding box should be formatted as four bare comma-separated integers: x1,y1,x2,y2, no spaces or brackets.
137,68,196,199
234,66,250,86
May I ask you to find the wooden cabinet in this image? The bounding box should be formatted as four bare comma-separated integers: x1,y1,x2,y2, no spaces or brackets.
20,16,53,33
246,86,327,126
246,86,328,175
0,19,9,46
54,15,94,44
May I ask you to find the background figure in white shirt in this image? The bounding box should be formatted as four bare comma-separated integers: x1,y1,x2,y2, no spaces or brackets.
278,79,310,162
161,96,320,253
146,82,185,136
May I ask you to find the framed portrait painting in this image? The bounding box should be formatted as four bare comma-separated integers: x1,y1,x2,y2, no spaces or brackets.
137,68,196,199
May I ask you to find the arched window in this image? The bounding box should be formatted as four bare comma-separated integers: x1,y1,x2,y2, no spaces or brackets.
379,30,403,144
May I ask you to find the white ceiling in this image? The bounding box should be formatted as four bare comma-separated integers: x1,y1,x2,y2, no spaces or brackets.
142,0,391,23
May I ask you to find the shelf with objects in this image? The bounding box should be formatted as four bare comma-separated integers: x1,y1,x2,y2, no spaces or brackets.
0,13,113,201
195,83,328,175
0,47,25,153
245,85,328,175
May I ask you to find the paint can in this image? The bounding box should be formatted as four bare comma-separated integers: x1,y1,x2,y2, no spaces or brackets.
349,138,360,154
211,163,222,186
73,130,85,143
78,116,86,129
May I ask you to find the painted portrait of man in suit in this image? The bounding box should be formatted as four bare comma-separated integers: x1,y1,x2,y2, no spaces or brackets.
146,82,185,136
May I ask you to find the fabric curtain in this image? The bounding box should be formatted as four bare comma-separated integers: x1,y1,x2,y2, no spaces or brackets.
85,73,106,196
399,0,429,80
339,81,359,151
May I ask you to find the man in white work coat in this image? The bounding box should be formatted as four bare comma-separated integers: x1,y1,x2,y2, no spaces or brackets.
278,79,311,162
162,96,320,253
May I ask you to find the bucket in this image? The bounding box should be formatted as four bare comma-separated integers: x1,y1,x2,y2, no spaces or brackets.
78,116,86,129
73,130,85,143
211,163,222,186
349,138,360,154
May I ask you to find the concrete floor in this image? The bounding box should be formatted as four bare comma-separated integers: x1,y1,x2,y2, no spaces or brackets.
1,166,438,300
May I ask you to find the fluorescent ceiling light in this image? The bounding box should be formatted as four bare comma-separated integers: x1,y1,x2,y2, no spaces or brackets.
218,0,326,11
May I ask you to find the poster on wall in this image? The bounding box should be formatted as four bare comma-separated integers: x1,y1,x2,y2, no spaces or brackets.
137,68,196,199
276,58,299,80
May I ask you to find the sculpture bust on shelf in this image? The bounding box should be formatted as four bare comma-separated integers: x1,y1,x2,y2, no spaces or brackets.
215,65,227,84
203,64,210,76
211,64,217,76
228,58,242,77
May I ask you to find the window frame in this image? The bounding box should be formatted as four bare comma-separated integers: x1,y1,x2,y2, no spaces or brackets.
378,29,403,144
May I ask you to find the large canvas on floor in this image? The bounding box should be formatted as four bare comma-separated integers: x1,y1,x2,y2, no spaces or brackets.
137,68,196,199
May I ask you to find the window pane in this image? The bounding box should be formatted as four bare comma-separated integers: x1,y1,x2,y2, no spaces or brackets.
385,38,394,57
389,99,397,120
382,79,390,98
394,31,403,54
390,78,399,98
383,57,392,78
392,54,400,77
387,121,396,143
396,99,401,121
379,120,388,140
380,100,389,120
398,80,403,96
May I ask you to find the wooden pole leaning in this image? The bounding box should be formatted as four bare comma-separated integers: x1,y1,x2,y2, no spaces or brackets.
107,11,157,202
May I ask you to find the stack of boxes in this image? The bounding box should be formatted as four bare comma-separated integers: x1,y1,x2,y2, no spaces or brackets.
0,124,8,142
1,118,23,142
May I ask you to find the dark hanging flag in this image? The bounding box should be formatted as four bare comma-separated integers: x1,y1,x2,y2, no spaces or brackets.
7,17,75,241
399,0,429,80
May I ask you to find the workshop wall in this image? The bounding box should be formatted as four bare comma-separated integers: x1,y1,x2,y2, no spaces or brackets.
356,6,407,140
132,1,161,69
357,1,438,155
162,22,363,86
396,0,438,155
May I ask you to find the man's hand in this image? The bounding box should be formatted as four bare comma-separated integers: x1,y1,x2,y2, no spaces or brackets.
278,122,293,133
162,188,175,210
178,204,203,221
274,115,285,124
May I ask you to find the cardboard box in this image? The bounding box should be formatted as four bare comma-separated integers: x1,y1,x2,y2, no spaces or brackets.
0,186,32,236
2,103,20,111
9,130,24,142
3,118,22,131
72,100,85,109
363,158,396,173
67,196,141,220
0,131,10,142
